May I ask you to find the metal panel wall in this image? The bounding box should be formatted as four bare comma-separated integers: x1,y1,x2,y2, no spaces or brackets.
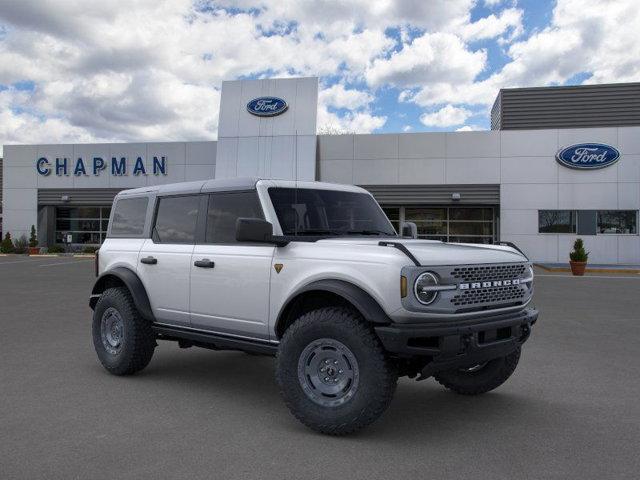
492,83,640,130
362,184,500,205
37,188,123,206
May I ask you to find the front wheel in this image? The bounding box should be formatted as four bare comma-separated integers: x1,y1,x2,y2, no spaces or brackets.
276,307,397,435
433,348,521,395
92,287,156,376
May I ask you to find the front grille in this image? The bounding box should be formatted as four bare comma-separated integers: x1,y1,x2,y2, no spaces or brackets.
451,264,526,283
451,285,525,307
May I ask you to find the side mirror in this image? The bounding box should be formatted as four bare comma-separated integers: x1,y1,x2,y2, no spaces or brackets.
401,222,418,239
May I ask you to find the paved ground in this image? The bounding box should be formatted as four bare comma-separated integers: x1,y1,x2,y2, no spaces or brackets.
1,256,639,480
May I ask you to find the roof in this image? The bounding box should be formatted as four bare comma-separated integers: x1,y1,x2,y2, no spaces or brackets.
116,177,366,198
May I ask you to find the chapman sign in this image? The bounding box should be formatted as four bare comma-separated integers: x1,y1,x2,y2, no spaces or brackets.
36,156,168,176
246,97,288,117
556,143,620,170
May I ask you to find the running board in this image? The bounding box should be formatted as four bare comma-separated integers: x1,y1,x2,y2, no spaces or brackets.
152,324,278,356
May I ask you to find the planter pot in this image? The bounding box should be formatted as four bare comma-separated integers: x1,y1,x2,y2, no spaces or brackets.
28,246,40,255
569,260,587,276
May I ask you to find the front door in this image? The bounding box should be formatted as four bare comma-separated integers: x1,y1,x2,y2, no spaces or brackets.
189,191,274,340
137,194,201,326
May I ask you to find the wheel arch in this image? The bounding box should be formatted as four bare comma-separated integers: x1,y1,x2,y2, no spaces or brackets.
90,267,155,322
274,279,391,339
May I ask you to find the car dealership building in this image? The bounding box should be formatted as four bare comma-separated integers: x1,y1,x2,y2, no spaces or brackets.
2,78,639,264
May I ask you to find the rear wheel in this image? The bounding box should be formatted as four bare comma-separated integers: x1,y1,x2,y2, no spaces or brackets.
276,307,397,435
92,287,156,375
433,348,521,395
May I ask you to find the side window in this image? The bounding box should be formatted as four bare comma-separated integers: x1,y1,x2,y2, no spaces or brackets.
153,195,200,244
110,197,148,236
206,192,263,243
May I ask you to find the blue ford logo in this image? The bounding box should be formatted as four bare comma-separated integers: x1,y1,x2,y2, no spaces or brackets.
556,143,620,170
246,97,288,117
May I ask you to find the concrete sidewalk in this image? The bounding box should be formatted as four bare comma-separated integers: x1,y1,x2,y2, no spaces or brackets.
535,262,640,274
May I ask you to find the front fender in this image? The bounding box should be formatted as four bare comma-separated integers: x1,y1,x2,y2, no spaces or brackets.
276,279,391,328
90,267,154,322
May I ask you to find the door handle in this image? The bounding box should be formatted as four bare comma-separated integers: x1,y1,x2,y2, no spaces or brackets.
194,259,215,268
140,256,158,265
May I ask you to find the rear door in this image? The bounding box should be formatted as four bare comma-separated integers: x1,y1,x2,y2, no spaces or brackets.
138,194,201,327
189,191,274,340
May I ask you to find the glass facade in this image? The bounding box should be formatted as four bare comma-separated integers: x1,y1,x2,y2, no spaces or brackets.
55,206,111,245
382,206,496,244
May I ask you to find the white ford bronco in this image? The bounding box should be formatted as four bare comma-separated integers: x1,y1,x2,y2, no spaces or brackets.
90,178,537,435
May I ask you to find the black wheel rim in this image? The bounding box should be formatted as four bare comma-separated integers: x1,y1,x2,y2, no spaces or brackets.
297,338,359,407
101,307,124,355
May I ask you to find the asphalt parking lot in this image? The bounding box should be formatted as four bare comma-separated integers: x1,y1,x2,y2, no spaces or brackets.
1,256,639,479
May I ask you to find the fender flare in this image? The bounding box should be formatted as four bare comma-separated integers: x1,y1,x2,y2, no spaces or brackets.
90,267,154,321
276,279,391,334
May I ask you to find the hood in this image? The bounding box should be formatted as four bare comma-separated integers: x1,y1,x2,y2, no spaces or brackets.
316,238,527,266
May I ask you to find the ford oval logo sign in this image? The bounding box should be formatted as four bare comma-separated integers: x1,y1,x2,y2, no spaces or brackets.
246,97,288,117
556,143,620,170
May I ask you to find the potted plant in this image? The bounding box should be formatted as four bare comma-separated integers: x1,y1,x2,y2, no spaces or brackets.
1,232,15,253
569,238,589,276
28,225,40,255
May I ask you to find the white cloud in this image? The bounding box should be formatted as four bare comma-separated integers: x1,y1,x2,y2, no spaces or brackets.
404,0,640,110
456,125,484,131
420,105,472,127
402,125,413,132
366,32,486,88
458,7,523,42
319,84,373,110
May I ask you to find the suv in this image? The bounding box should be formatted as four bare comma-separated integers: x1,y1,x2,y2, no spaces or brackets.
90,178,537,435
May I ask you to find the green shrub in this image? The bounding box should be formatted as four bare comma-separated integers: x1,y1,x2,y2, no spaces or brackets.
48,244,66,254
29,225,38,248
569,238,589,262
1,233,15,253
13,235,28,254
82,246,99,254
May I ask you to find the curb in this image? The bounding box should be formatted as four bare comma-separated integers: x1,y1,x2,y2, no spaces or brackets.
534,263,640,275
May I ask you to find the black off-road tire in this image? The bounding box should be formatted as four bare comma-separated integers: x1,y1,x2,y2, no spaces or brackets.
276,307,397,435
92,287,156,376
433,348,521,395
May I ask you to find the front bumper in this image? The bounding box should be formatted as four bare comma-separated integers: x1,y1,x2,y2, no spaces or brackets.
375,308,538,377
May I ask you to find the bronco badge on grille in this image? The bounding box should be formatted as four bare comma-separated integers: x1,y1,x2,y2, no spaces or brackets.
459,279,521,290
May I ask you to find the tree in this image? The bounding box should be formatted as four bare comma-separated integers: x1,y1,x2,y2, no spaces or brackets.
569,238,589,262
1,232,15,253
29,225,38,248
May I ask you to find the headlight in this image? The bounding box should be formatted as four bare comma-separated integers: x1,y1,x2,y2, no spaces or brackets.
414,272,439,305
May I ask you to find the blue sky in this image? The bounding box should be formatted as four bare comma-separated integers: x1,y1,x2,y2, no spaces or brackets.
0,0,638,150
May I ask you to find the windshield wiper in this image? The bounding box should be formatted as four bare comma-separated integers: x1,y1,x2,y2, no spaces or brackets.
283,229,344,236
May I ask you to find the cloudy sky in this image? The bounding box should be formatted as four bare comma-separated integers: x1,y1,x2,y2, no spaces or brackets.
0,0,638,154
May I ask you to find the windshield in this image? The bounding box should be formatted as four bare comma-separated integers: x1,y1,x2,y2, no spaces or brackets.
268,187,397,237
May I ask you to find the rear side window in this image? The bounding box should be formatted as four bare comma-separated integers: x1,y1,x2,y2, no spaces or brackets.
206,192,263,243
153,195,200,244
110,197,148,236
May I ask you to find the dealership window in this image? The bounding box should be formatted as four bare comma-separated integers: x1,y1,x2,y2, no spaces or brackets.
153,195,200,244
386,206,495,244
597,210,638,234
55,206,112,245
538,210,577,233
